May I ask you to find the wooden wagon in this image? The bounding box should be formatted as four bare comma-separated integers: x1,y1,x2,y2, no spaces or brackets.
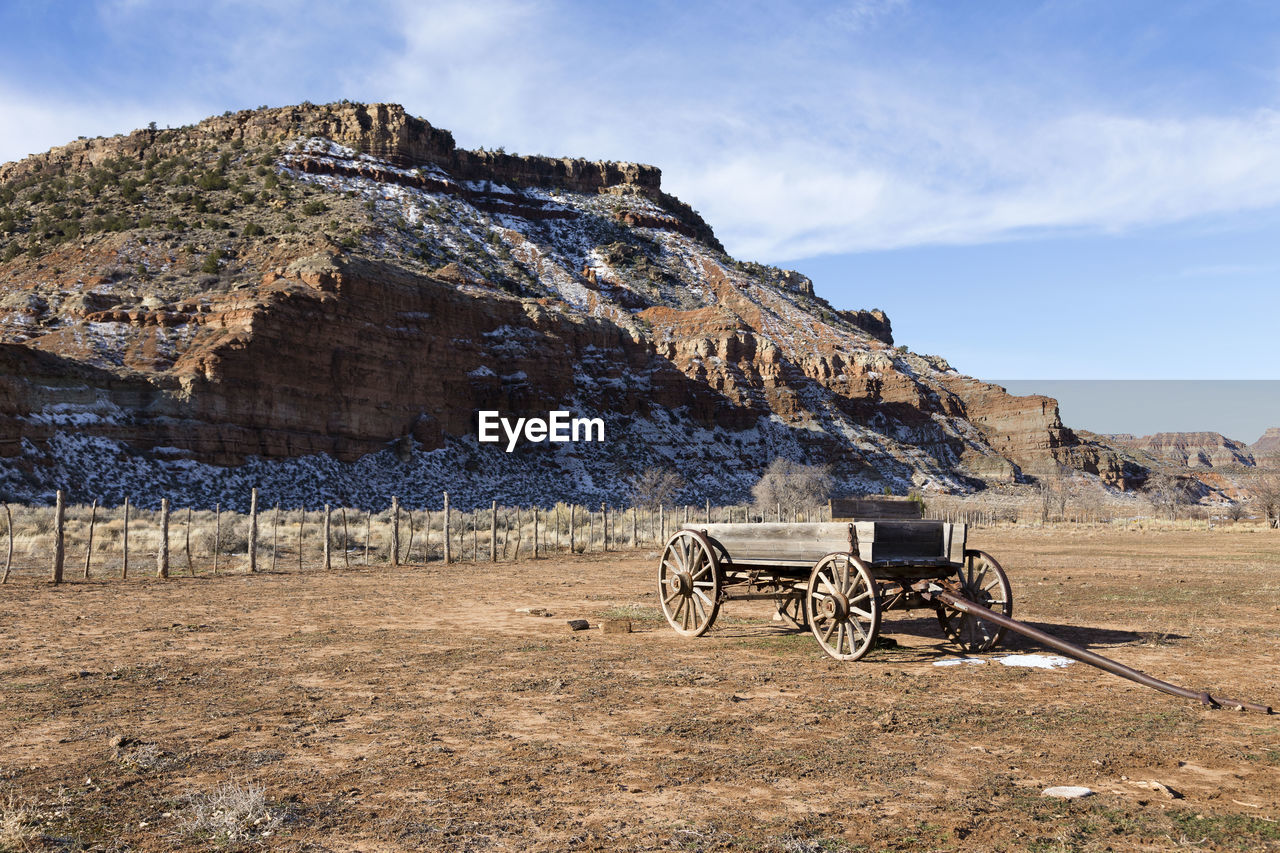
655,499,1275,712
656,498,1014,660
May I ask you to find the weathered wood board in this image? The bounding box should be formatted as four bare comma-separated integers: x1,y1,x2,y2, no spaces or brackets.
682,521,965,568
829,497,923,520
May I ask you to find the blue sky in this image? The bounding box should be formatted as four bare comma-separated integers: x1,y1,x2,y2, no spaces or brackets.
1,1,1278,432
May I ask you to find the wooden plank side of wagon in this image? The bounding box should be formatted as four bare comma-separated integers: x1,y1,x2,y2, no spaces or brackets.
682,522,855,567
682,520,967,569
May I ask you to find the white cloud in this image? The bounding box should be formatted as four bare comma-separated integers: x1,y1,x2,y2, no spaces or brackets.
665,107,1280,260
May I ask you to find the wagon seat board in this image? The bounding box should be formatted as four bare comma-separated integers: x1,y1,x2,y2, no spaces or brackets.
681,521,968,578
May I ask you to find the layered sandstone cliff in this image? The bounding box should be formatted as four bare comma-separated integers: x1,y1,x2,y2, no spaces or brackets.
1251,428,1280,460
1109,432,1255,469
0,103,1146,507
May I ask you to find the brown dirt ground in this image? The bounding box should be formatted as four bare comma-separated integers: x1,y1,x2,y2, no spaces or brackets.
1,527,1278,852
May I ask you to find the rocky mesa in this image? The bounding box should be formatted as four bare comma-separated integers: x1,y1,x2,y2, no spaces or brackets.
0,102,1144,508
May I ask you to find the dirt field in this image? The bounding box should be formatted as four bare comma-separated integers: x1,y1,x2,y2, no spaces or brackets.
1,526,1278,851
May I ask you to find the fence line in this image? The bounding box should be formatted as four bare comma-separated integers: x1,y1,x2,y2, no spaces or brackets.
22,491,1256,584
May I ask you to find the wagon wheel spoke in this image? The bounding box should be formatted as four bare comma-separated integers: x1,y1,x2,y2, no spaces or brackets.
674,539,689,572
692,588,713,609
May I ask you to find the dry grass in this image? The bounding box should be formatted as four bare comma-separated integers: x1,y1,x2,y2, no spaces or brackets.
178,780,283,846
0,794,38,853
0,501,744,580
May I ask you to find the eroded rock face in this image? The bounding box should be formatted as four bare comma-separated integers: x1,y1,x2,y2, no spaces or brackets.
1251,427,1280,461
0,102,1149,505
1111,432,1255,469
0,102,662,200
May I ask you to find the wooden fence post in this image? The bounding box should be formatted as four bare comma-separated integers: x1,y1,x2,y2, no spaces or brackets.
364,511,371,565
213,502,221,576
83,498,98,579
248,487,258,573
533,508,539,558
51,489,65,584
342,508,350,568
442,492,451,564
122,496,130,580
705,498,711,524
405,509,415,564
569,504,576,554
491,500,497,562
296,507,303,571
391,496,400,567
659,504,665,544
185,507,194,576
1,503,11,584
601,503,607,552
588,509,594,553
272,503,280,572
323,504,332,570
631,506,637,549
156,497,169,579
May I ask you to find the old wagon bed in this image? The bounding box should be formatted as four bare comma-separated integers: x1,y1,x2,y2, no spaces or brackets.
689,520,966,575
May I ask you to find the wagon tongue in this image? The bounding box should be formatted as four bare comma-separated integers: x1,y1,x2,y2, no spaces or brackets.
917,582,1274,715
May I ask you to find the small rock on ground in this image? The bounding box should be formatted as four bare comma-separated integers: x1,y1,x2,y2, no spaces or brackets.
1043,786,1095,799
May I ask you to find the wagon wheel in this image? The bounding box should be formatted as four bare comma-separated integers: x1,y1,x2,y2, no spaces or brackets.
936,549,1013,652
806,553,881,661
774,591,809,630
658,530,721,637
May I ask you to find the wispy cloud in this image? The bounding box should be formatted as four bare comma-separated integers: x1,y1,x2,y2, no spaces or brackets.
672,107,1280,260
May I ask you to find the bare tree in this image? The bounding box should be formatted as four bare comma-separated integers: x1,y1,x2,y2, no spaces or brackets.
751,458,833,513
1145,473,1191,521
630,467,686,508
1249,471,1280,529
1030,461,1070,523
